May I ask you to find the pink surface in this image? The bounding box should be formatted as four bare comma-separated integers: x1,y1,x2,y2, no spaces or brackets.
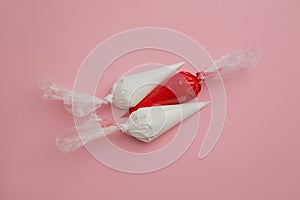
1,0,300,199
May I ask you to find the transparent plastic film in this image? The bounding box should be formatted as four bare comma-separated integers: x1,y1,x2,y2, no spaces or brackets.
39,63,183,116
127,49,258,115
38,79,110,117
197,49,259,81
55,115,119,153
56,102,210,153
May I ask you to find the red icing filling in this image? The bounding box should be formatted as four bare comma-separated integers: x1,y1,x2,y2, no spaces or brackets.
128,71,201,114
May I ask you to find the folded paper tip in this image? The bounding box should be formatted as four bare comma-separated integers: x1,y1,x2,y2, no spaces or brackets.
190,101,210,111
168,61,185,70
180,101,210,111
199,101,211,108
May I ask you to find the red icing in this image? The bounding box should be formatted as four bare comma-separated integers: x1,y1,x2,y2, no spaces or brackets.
128,71,201,115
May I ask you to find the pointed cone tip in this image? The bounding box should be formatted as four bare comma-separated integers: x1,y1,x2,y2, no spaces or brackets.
168,61,185,70
196,101,211,109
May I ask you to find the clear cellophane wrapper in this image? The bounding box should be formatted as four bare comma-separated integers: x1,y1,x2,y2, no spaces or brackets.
56,102,210,152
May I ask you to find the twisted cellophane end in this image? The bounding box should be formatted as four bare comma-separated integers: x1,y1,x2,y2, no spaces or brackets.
197,49,259,81
55,115,119,153
38,79,111,117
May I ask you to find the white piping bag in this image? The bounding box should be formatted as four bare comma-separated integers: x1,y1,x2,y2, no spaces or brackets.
56,102,210,152
39,62,184,117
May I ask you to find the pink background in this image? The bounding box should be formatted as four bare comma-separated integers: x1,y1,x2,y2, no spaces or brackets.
1,0,300,199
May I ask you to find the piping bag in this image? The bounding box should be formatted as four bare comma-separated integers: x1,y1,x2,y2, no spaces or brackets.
124,49,258,116
39,62,184,117
56,102,210,152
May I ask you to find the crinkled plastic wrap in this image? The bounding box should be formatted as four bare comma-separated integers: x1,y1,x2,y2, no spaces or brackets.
127,49,258,115
56,102,210,152
39,79,110,117
39,62,184,116
40,50,258,117
40,49,258,153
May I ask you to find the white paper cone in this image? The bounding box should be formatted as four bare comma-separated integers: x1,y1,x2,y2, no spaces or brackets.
55,102,210,152
126,102,210,142
111,62,184,109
